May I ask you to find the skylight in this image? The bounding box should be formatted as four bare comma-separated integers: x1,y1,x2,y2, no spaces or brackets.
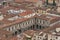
8,9,26,14
8,10,20,14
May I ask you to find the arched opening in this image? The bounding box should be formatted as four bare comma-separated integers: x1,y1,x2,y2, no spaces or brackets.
42,26,45,29
24,27,28,31
12,33,15,36
28,27,30,30
41,26,45,29
36,25,39,29
29,26,31,30
18,29,22,34
31,26,32,30
2,1,7,6
32,25,35,29
39,25,41,29
14,31,17,35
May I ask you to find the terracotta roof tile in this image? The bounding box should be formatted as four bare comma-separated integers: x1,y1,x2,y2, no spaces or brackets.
25,0,38,2
19,10,34,16
36,14,60,23
14,0,24,3
24,30,35,36
15,0,39,3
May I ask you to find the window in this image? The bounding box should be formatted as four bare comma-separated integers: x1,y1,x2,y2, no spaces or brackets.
10,27,12,31
13,26,16,30
37,19,40,23
26,22,27,25
5,35,8,38
27,22,28,24
2,1,7,5
29,20,31,23
6,28,9,31
37,10,38,13
34,39,36,40
23,23,24,26
31,20,33,23
41,20,43,24
50,39,52,40
9,28,10,31
28,21,29,24
15,31,17,35
12,27,13,31
17,24,20,29
40,37,41,39
36,19,38,23
56,37,58,39
43,20,45,24
19,24,21,27
40,19,41,23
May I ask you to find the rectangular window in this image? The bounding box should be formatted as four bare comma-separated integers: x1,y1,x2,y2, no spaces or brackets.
50,39,52,40
32,20,33,23
9,28,10,31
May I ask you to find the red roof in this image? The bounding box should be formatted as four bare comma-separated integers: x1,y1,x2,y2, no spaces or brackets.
14,0,24,3
25,0,38,2
11,36,18,40
19,10,33,16
15,0,39,3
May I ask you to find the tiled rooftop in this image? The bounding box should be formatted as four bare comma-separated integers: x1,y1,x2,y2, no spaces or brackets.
14,0,39,3
0,0,60,40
